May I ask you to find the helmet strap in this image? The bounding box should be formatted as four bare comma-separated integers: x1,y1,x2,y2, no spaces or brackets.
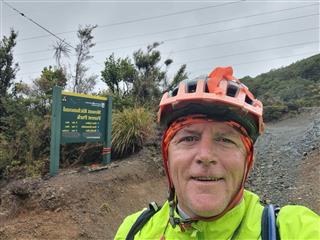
168,187,196,230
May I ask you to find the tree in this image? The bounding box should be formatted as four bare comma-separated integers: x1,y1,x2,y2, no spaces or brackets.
32,66,67,114
34,66,67,95
101,53,136,96
73,25,97,93
52,25,97,94
53,40,71,70
0,30,18,97
130,42,171,106
166,64,188,92
0,30,19,132
101,42,188,108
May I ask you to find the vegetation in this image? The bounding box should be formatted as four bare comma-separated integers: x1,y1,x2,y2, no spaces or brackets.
53,25,98,94
0,30,19,133
101,42,188,109
112,108,154,157
241,54,320,121
0,30,187,179
0,25,319,180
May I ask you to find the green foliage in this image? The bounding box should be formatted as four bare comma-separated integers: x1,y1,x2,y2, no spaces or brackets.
101,53,136,95
166,64,188,92
0,29,19,131
112,108,154,158
73,25,98,93
0,96,29,139
0,68,52,178
101,42,188,109
34,66,67,95
110,92,135,111
0,114,50,179
98,89,135,111
263,105,288,122
0,133,13,173
0,28,102,180
241,54,320,121
131,43,165,106
0,29,18,97
52,25,97,94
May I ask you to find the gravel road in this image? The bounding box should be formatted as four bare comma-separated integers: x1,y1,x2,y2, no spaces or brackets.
247,108,320,212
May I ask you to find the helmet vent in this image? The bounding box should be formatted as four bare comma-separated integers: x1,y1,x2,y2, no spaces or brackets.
204,83,209,93
226,84,239,97
245,95,253,105
171,88,178,97
188,83,197,93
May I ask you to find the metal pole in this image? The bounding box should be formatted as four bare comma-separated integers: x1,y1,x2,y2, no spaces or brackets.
102,96,112,164
50,86,62,176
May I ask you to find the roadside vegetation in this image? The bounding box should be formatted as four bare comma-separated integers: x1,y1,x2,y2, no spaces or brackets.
0,29,187,179
0,28,319,180
241,54,320,121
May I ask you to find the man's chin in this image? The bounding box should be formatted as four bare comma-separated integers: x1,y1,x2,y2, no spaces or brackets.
194,207,225,218
188,197,227,218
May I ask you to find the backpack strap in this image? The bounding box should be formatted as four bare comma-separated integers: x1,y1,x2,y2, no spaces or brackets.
126,202,161,240
261,204,280,240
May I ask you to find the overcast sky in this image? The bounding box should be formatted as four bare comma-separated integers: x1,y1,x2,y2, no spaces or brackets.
1,0,319,92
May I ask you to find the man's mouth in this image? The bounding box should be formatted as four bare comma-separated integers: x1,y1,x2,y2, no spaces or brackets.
191,176,223,182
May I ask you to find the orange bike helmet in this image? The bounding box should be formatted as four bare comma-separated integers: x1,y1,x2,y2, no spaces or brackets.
158,66,264,143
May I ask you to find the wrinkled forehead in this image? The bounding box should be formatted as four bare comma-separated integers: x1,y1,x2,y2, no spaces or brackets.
167,116,249,142
174,121,243,137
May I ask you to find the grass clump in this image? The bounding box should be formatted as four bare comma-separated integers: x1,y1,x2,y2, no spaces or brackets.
112,107,154,158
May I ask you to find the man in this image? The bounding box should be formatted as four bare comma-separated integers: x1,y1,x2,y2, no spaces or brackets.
115,66,319,239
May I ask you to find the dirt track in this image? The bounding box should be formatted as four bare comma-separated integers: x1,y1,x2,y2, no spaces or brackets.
247,108,320,211
0,109,319,239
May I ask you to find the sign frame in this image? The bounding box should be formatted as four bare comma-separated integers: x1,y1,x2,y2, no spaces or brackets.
50,86,112,176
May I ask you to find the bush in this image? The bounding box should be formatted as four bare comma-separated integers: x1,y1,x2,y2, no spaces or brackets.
0,133,12,177
112,107,154,158
0,115,51,179
264,105,288,122
110,92,135,111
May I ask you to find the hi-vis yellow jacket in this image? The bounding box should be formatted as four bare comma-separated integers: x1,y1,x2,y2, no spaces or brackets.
115,190,320,240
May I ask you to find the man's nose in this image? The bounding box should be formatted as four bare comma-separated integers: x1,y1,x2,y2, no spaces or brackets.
195,135,217,166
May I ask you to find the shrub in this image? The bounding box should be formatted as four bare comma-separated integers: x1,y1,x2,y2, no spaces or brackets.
0,115,51,179
112,107,154,158
110,92,135,111
264,105,288,122
0,133,12,176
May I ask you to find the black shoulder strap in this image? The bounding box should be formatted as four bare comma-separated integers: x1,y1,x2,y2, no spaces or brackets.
126,202,161,240
261,204,280,240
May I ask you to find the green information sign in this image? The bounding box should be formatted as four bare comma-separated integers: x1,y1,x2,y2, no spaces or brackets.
50,86,112,176
61,93,107,143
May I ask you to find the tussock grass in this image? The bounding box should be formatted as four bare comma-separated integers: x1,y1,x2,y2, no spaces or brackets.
112,107,154,158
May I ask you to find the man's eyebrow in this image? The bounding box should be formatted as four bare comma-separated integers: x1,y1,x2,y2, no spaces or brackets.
215,132,240,139
175,128,200,136
176,126,242,137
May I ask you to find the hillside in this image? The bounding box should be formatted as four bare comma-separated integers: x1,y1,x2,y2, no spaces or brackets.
241,54,320,121
0,108,319,240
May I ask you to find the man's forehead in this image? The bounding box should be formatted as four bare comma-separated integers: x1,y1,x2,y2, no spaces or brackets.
176,122,241,136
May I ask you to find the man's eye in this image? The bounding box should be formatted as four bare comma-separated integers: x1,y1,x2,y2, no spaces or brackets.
215,137,235,144
179,136,198,143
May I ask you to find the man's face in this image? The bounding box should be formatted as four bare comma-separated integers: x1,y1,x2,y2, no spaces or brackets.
167,121,247,218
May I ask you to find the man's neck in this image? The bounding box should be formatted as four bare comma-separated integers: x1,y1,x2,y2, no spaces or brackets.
177,204,191,219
